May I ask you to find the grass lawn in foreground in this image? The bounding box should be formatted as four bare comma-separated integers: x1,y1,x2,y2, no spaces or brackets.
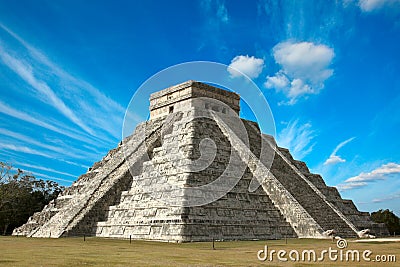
0,236,399,266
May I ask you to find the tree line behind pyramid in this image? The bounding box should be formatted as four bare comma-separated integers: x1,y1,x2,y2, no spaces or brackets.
11,81,391,241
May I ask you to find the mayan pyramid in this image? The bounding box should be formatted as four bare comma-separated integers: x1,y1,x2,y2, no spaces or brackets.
13,80,388,241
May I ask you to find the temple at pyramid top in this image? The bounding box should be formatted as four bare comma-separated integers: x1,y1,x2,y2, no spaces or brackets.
149,80,240,119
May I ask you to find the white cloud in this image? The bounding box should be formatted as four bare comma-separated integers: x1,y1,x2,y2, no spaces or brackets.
273,42,334,81
337,163,400,190
358,0,400,12
336,181,367,190
276,119,316,160
288,78,313,98
228,55,264,79
264,70,289,89
346,163,400,182
359,0,385,11
324,137,355,165
324,155,346,165
265,41,334,104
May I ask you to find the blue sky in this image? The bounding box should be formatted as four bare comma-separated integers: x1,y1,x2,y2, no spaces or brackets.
0,0,400,216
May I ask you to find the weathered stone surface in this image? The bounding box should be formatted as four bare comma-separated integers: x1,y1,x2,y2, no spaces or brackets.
13,80,388,240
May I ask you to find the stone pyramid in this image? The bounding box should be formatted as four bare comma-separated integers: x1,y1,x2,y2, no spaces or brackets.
13,81,388,241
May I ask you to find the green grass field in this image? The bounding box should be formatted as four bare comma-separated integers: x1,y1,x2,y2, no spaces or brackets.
0,236,398,266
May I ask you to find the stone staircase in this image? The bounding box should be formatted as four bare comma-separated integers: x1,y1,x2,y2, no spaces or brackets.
29,145,134,237
271,155,357,237
211,112,325,238
13,122,150,238
261,137,358,237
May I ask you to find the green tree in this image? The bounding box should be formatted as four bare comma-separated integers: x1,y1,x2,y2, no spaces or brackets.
371,209,400,235
0,162,64,235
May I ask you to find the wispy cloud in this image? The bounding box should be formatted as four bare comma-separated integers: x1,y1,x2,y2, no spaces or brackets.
372,191,400,203
14,167,74,184
0,23,125,115
0,142,91,172
0,24,124,142
0,23,128,185
336,181,368,190
34,174,74,184
198,0,230,53
324,137,355,165
337,163,400,190
228,55,264,79
0,143,54,158
358,0,400,12
258,1,349,42
276,119,316,160
59,159,90,169
265,41,335,105
0,100,108,148
201,0,229,24
0,128,98,160
14,162,77,178
217,1,229,23
0,45,95,135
